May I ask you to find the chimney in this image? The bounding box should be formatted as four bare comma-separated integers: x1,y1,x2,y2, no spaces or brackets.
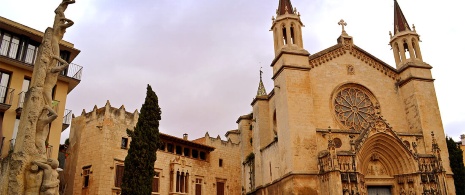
183,133,188,140
461,134,465,146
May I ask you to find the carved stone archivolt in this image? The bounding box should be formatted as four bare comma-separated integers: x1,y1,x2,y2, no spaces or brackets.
332,84,378,131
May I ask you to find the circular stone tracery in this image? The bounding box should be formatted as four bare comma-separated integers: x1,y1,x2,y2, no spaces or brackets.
333,85,378,131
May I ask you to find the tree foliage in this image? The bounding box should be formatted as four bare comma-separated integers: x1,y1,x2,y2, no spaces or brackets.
121,85,161,195
446,136,465,194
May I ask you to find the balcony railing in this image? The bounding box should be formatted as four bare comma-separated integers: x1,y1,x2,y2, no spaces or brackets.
62,109,72,131
0,85,14,112
0,85,14,105
0,40,83,81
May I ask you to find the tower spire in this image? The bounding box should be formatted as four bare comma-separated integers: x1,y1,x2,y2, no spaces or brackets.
257,67,267,96
393,0,411,34
277,0,294,15
389,0,424,68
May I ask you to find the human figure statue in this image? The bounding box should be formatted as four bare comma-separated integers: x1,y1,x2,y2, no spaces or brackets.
51,0,74,58
33,159,60,195
25,163,43,195
43,56,70,108
35,106,58,154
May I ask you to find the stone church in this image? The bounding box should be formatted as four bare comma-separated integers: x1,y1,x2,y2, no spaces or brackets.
237,0,455,194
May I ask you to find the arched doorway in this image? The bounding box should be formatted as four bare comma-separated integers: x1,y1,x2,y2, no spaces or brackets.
357,133,416,195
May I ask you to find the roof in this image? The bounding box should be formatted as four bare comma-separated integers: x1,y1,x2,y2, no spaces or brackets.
393,0,411,34
277,0,294,15
160,133,215,152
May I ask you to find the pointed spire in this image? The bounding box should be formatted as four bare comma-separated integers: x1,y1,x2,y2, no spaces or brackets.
277,0,294,15
257,67,267,96
394,0,411,34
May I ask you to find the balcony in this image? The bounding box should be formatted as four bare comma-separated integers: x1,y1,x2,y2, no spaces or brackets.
0,39,83,81
62,109,72,131
0,85,14,112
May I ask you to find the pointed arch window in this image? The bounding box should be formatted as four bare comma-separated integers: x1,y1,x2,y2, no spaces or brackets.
290,25,295,44
282,26,287,45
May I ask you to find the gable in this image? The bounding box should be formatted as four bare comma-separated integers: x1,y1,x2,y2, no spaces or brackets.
308,43,399,81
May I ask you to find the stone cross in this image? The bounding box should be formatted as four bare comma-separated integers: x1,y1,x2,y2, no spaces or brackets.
338,19,347,33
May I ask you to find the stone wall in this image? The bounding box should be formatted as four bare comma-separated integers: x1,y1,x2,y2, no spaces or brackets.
64,101,241,195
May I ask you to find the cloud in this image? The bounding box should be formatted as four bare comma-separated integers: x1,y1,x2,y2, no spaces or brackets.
1,0,464,143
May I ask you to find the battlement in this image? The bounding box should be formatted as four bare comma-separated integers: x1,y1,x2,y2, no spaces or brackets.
74,100,139,125
202,132,240,148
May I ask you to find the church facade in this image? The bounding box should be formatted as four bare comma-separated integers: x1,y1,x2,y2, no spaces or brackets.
237,0,455,194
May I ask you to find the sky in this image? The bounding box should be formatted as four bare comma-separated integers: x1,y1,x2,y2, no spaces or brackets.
1,0,464,143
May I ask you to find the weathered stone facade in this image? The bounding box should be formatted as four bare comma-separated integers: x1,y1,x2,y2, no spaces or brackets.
64,101,241,195
238,0,455,194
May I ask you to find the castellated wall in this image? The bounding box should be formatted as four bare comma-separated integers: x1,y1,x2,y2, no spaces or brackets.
64,101,242,195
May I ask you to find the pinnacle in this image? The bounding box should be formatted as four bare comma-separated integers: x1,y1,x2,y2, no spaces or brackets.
393,0,411,34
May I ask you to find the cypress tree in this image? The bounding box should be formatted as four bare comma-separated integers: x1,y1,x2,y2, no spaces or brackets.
446,136,465,194
121,85,161,195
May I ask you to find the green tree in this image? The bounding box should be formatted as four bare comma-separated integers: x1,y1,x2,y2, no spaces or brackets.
446,136,465,194
121,85,161,195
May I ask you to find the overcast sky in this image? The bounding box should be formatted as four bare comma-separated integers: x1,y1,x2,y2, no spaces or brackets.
2,0,464,143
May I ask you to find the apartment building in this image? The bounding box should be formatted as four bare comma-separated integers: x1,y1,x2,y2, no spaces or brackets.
0,16,83,159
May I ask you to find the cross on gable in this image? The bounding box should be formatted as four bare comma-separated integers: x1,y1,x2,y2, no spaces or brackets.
338,19,347,32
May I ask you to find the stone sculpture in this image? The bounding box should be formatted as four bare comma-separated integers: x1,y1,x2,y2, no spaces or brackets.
0,1,76,194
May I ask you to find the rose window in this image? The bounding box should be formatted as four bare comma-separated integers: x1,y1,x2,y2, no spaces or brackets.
333,85,377,131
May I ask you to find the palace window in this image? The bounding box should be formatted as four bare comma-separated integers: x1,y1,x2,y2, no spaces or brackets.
219,159,223,167
174,170,189,193
115,165,124,188
184,147,190,157
167,143,174,153
195,178,202,195
175,145,182,155
192,149,199,158
152,171,160,194
82,166,92,188
216,181,225,195
199,151,206,160
121,137,128,149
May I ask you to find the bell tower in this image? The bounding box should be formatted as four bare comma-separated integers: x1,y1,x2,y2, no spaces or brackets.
271,0,306,56
389,0,423,68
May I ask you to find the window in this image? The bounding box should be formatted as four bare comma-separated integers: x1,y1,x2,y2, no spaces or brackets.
0,33,20,58
216,181,225,195
195,178,202,195
115,165,124,188
11,118,20,146
175,145,182,155
24,44,39,64
159,142,165,151
121,137,128,149
167,143,174,153
219,159,223,167
200,151,206,160
175,171,189,193
0,71,11,104
152,171,160,193
192,149,199,158
82,166,91,188
184,147,190,157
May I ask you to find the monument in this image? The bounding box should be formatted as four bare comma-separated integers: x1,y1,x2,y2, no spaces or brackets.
0,1,75,194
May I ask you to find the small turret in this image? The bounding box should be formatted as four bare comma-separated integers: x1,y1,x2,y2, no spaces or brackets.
389,0,423,68
271,0,307,56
